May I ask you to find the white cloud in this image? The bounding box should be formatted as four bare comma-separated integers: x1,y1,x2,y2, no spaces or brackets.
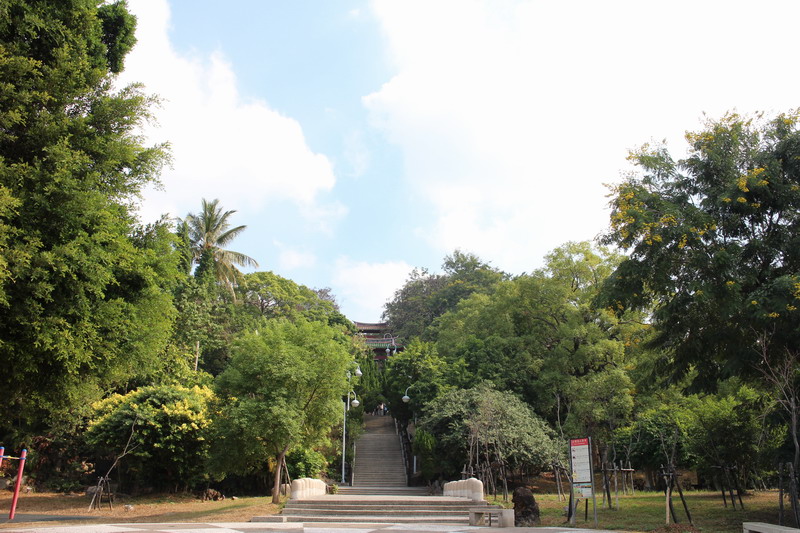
366,0,800,273
332,258,413,322
120,0,341,226
276,245,317,271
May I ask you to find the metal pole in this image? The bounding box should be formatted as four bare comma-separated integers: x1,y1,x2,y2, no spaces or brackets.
590,438,598,528
341,399,347,484
341,371,352,485
9,449,27,520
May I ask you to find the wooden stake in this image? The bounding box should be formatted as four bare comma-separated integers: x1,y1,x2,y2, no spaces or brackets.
672,466,694,526
779,463,785,526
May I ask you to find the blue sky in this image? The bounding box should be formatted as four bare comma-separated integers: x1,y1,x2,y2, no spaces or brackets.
121,0,800,321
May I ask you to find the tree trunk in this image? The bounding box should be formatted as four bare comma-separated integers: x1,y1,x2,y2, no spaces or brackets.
272,444,290,504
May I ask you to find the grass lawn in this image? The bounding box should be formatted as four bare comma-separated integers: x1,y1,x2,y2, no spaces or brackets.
488,489,789,533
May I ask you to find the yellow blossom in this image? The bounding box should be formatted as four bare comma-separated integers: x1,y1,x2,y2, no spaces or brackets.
737,197,747,203
737,176,749,192
767,312,781,318
751,300,758,305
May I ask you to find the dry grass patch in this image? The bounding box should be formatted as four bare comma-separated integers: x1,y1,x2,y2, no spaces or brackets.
0,491,281,529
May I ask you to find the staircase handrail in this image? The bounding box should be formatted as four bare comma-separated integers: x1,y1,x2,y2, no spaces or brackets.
394,418,414,485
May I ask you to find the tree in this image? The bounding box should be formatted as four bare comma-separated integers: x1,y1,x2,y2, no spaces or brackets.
383,251,505,340
384,339,450,423
382,267,447,340
432,242,645,439
85,385,214,492
239,271,335,322
184,198,258,288
419,384,559,484
600,112,800,386
683,383,778,489
0,0,174,438
212,319,353,502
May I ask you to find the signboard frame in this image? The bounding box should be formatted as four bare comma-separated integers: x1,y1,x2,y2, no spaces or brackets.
568,436,598,526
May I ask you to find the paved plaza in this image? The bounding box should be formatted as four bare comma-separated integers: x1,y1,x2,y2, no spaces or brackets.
3,523,607,533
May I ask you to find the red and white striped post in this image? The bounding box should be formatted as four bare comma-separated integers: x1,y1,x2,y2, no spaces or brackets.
9,449,27,520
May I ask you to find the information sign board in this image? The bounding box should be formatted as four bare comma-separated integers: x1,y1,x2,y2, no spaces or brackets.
570,437,592,484
575,482,593,497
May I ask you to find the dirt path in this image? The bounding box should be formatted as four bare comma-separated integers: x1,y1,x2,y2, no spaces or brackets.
0,491,280,529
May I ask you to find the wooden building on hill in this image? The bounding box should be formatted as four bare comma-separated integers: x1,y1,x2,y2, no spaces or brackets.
354,321,403,363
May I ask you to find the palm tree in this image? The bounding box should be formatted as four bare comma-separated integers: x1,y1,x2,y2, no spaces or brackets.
183,198,258,287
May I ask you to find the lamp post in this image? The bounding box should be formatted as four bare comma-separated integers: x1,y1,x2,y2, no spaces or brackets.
384,333,397,358
402,385,412,403
401,385,416,474
341,366,362,484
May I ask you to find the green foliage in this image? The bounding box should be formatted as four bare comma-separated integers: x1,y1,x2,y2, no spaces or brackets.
96,1,137,73
285,448,327,480
613,394,695,471
419,384,559,478
85,384,214,491
412,428,438,481
564,367,634,441
0,185,19,307
684,383,781,484
353,351,384,412
601,111,800,386
171,275,234,375
384,338,449,422
430,242,644,444
211,319,352,483
383,250,505,340
239,271,336,322
183,198,258,289
0,0,174,439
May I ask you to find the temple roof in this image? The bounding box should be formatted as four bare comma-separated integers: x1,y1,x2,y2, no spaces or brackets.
353,321,390,332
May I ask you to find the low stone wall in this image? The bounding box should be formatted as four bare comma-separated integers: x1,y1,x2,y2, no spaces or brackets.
443,477,484,501
289,478,327,500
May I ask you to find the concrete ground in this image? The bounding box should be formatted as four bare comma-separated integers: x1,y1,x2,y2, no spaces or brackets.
2,523,608,533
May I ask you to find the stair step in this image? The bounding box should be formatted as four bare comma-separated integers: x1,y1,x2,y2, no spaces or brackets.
255,516,470,524
279,509,468,517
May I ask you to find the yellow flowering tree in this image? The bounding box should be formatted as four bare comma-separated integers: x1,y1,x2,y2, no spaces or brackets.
600,111,800,386
85,385,215,492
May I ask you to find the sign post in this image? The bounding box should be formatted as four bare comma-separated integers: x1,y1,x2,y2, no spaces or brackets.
569,437,598,527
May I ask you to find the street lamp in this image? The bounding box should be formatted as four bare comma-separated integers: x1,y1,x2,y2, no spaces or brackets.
384,334,397,357
402,385,413,403
341,367,361,484
348,390,359,408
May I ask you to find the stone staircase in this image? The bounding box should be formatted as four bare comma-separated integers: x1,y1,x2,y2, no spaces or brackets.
254,495,489,525
341,414,424,495
252,414,489,524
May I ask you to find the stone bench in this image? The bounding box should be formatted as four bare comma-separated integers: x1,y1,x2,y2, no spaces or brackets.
469,507,515,527
743,522,800,533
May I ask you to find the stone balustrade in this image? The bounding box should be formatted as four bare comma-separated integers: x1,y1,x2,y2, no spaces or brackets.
289,478,327,500
443,477,484,501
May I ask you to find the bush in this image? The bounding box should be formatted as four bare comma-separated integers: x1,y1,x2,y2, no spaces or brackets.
286,448,327,479
85,385,214,492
